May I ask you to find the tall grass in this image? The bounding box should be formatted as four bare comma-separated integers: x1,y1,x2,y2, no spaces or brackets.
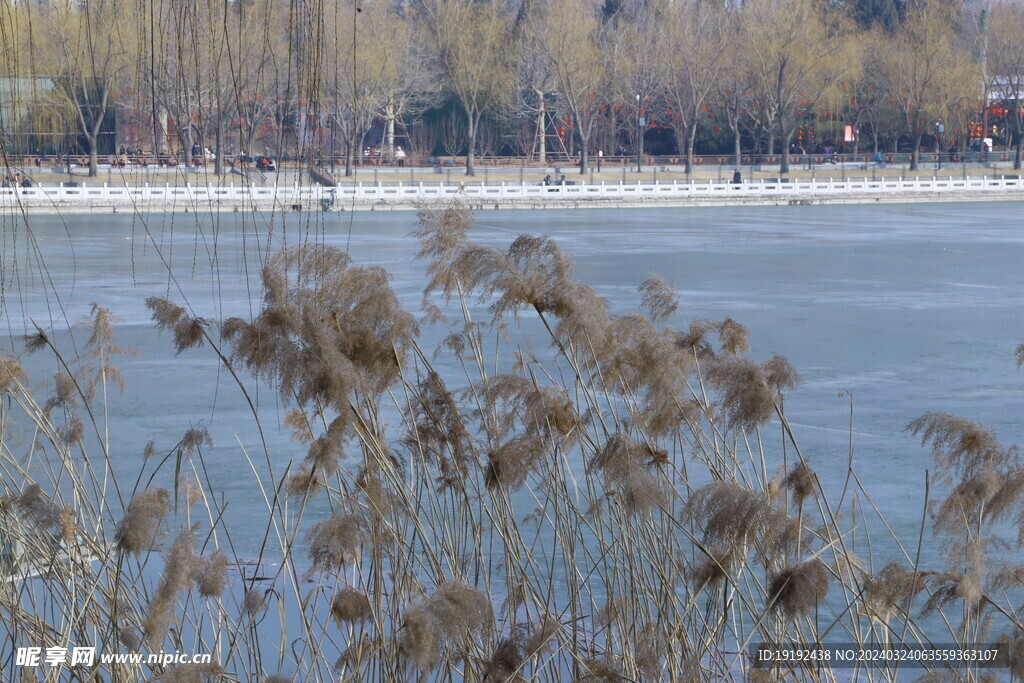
1,201,1023,681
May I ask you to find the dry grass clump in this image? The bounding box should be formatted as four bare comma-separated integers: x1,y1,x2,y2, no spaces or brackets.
114,488,170,554
524,614,561,657
4,484,65,530
330,587,372,624
598,314,697,437
243,589,267,618
574,656,622,682
691,547,740,590
398,581,493,672
0,357,26,393
483,637,524,682
415,216,610,347
43,371,78,413
146,297,207,354
687,482,801,564
57,414,84,445
767,559,831,617
704,356,781,433
180,425,212,457
195,549,228,599
716,318,750,355
993,630,1024,679
143,526,200,644
907,412,1004,480
638,273,679,323
782,463,818,507
922,571,983,614
634,622,662,678
480,374,578,444
485,434,545,491
305,513,364,573
406,370,474,486
862,562,928,623
412,202,477,300
589,433,668,514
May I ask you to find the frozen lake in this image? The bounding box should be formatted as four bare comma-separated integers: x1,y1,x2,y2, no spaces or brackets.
3,203,1024,566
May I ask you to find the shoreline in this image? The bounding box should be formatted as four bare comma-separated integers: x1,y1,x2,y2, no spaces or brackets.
2,179,1023,214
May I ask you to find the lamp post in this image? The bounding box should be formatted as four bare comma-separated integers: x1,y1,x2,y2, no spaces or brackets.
636,94,643,173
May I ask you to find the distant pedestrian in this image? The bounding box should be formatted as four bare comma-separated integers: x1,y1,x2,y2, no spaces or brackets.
395,146,406,167
597,149,603,171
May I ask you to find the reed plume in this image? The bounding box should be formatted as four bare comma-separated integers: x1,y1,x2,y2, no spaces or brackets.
114,488,170,554
767,559,831,617
195,550,228,599
907,412,1005,480
330,587,372,624
0,357,26,393
589,433,668,514
704,356,779,433
687,482,800,564
143,526,199,645
398,581,493,672
483,637,524,682
862,562,928,623
638,273,679,323
305,513,364,574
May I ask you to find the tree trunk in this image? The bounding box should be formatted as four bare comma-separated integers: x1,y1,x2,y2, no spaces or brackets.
578,132,588,174
345,141,354,177
214,121,224,176
910,131,921,170
466,112,477,176
537,94,546,163
88,135,99,177
685,122,697,175
734,126,742,166
181,127,193,167
385,104,396,159
1015,120,1022,170
780,130,792,174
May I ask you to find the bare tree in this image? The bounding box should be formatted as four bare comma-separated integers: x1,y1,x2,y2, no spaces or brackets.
534,0,608,173
658,0,730,173
439,108,467,156
741,0,857,173
987,2,1024,169
319,0,409,176
40,0,137,176
879,2,979,170
421,0,513,175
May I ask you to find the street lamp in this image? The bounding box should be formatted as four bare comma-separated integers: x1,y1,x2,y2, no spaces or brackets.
636,94,643,173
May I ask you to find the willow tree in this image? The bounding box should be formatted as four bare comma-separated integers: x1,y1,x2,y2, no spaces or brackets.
879,2,978,170
742,0,856,173
606,6,661,169
39,0,138,176
421,0,513,176
657,0,729,174
534,0,607,173
319,0,409,176
988,2,1024,170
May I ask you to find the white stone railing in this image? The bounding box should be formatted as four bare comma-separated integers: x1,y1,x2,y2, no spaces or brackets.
0,176,1022,205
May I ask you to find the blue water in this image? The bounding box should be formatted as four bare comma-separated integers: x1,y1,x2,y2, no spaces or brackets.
2,203,1024,571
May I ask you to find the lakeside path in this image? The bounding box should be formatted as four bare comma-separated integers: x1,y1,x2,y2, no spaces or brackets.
2,175,1024,214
